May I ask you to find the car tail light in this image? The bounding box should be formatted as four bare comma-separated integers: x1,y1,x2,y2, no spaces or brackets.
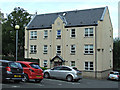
6,67,11,71
29,69,34,72
117,75,119,77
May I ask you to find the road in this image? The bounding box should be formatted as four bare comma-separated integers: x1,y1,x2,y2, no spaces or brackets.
0,78,119,89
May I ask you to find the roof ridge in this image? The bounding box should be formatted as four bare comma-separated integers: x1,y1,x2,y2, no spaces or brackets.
36,6,106,16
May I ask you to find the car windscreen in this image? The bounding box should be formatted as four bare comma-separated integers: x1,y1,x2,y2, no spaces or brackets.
29,63,41,69
9,62,23,69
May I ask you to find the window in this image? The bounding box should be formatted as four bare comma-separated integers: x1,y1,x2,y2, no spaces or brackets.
30,45,37,54
43,60,47,67
71,45,76,54
43,45,48,54
85,62,93,70
44,30,48,38
85,28,93,37
30,31,37,39
84,45,93,54
56,30,61,39
71,29,76,38
56,45,61,55
71,61,75,66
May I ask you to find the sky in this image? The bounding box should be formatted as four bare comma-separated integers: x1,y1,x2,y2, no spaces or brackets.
0,0,119,38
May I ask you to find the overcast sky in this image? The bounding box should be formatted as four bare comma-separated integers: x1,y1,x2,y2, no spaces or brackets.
0,0,119,38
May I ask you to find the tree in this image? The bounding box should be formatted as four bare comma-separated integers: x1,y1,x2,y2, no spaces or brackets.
2,7,31,57
113,37,120,70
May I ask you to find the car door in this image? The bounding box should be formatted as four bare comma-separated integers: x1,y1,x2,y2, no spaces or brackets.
59,67,72,79
49,66,61,78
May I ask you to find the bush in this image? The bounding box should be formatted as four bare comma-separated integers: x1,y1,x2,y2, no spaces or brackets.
40,67,47,71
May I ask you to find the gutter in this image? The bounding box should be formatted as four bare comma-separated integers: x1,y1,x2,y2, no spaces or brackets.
95,26,97,79
27,14,37,27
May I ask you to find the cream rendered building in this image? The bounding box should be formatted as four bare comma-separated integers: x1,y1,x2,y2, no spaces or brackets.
25,6,113,79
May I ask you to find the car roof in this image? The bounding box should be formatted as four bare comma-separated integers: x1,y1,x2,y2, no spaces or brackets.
0,60,14,63
54,65,74,69
16,61,38,64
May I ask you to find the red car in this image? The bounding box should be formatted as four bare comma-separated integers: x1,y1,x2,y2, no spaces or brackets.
16,61,43,83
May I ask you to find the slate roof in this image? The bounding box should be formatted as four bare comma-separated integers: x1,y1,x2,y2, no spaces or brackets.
27,7,106,30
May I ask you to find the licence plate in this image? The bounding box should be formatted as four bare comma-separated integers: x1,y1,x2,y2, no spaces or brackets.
36,75,41,77
14,75,21,77
111,77,115,79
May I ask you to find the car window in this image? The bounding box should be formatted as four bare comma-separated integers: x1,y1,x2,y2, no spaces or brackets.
60,67,72,71
114,73,119,75
29,63,41,69
53,67,61,70
20,63,27,67
72,67,79,71
2,62,8,66
110,72,114,74
9,62,22,68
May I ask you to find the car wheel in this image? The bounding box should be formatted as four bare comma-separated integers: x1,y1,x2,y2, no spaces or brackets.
66,75,73,82
35,79,42,83
14,80,21,83
44,73,50,78
23,74,29,82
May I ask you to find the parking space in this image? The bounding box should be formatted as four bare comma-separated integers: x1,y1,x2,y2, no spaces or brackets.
1,78,119,88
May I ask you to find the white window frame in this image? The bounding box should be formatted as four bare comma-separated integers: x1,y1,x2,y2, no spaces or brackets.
71,29,76,38
84,62,93,71
43,60,48,67
56,30,61,39
44,30,48,38
84,45,93,54
43,45,48,54
70,44,76,54
70,61,75,67
30,31,37,39
84,28,93,37
56,45,61,55
30,45,37,54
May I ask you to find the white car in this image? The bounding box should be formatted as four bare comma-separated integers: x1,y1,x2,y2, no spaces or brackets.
108,71,120,81
44,66,82,82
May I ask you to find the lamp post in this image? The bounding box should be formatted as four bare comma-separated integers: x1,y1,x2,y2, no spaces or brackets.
15,25,20,61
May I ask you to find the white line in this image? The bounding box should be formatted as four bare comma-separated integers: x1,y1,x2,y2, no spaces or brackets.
58,84,62,85
12,86,20,88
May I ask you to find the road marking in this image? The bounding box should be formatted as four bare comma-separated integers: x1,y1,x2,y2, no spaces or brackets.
58,84,62,85
12,86,20,88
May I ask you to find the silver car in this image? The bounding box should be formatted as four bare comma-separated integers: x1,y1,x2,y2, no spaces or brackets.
108,71,120,81
44,66,82,82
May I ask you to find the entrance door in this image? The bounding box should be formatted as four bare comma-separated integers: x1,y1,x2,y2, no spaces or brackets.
54,62,62,67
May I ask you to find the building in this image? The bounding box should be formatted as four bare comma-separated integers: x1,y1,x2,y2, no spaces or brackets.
25,6,113,79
